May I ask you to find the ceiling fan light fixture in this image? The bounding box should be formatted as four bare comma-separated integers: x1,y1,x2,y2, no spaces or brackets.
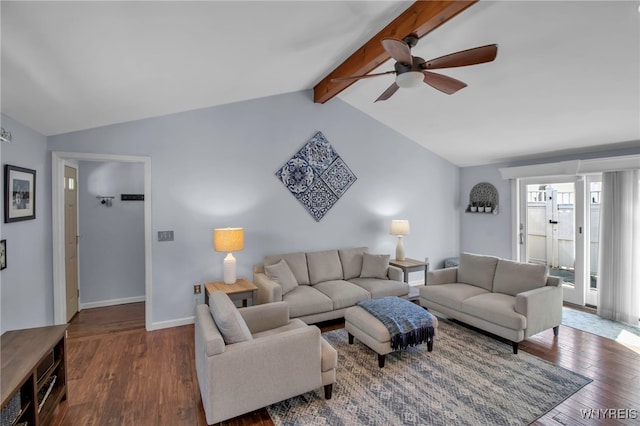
395,71,423,88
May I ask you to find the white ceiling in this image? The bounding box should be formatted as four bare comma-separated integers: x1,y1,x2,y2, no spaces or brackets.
2,1,638,166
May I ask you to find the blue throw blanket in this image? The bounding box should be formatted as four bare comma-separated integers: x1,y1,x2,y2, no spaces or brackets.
357,297,435,351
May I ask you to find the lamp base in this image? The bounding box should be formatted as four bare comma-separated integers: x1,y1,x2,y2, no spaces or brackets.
395,236,405,261
223,253,237,284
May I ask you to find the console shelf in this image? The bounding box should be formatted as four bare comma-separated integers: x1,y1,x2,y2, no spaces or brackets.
1,325,68,426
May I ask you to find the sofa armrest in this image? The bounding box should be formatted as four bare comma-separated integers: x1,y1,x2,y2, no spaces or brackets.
253,271,283,304
239,302,290,334
206,326,323,416
195,304,226,356
515,285,563,337
427,267,458,285
387,265,402,281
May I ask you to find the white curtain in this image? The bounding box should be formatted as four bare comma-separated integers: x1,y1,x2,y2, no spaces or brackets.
597,169,640,325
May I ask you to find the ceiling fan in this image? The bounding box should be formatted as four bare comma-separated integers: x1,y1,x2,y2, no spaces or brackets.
332,34,497,102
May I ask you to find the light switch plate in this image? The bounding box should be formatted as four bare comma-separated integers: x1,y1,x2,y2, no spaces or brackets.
158,231,174,242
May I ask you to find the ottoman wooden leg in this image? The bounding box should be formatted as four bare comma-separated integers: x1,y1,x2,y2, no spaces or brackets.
427,338,433,352
348,333,354,344
378,354,385,368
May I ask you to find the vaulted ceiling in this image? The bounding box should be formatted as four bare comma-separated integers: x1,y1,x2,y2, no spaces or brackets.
2,1,638,166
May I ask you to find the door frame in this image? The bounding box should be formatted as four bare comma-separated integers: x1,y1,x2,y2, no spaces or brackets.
584,174,602,306
52,152,153,330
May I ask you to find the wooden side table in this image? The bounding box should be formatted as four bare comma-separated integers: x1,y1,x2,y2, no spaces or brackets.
389,258,429,284
205,278,258,307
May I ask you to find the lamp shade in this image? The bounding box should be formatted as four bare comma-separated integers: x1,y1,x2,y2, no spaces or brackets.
213,228,244,252
396,71,424,88
390,220,410,236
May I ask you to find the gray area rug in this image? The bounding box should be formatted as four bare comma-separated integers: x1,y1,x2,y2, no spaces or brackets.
562,307,640,340
267,319,591,426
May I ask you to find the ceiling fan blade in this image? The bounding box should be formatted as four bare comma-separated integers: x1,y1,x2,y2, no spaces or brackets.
331,71,396,83
422,71,467,95
421,44,498,70
381,38,412,65
374,83,399,102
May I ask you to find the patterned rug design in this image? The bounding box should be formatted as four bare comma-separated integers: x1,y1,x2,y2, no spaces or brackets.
267,319,591,426
562,307,640,341
276,131,356,221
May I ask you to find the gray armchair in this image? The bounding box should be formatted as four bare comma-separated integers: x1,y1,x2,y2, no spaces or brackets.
194,294,337,425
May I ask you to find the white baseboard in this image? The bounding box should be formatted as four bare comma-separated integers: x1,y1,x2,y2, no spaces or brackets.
409,280,425,286
149,316,194,331
80,295,145,310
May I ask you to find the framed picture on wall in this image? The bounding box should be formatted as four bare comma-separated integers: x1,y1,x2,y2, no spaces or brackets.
4,164,36,223
0,239,6,270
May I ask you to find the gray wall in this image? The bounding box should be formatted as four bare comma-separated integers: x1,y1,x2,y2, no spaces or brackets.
78,161,145,306
460,144,640,260
460,164,512,258
48,90,461,327
0,114,53,332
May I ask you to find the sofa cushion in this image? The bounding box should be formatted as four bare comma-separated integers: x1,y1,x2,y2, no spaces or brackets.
461,293,527,330
264,259,298,294
493,259,548,296
419,283,489,311
458,252,500,291
338,247,368,280
349,277,409,298
307,250,343,284
282,285,334,318
313,280,371,310
208,291,253,344
360,253,389,279
265,252,310,285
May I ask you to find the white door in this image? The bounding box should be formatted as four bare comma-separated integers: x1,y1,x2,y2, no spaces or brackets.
519,177,587,305
64,165,79,321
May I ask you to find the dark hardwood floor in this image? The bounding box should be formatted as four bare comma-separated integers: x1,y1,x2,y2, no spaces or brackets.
53,302,639,425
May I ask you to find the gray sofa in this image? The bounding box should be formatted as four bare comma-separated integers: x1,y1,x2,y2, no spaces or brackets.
419,252,563,353
253,247,410,324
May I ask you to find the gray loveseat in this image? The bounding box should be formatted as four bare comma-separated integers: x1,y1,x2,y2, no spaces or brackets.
419,252,562,353
253,247,410,324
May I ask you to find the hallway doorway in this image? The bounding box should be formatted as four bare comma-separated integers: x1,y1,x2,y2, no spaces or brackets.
52,152,153,330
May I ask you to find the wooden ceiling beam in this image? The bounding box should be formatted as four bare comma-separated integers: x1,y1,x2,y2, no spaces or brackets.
313,0,478,104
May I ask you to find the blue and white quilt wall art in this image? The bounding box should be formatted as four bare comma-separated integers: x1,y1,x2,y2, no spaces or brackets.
276,131,357,222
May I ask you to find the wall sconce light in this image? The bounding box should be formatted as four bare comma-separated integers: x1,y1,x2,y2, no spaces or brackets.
213,227,244,284
390,219,410,261
1,127,12,143
97,196,114,207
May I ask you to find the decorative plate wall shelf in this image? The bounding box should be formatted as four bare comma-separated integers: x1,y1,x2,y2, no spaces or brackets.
276,131,356,221
466,182,499,214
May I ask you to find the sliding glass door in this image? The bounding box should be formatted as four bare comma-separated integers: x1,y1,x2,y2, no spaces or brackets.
519,177,591,306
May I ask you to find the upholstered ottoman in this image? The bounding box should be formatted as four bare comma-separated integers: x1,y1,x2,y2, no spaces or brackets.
345,298,438,368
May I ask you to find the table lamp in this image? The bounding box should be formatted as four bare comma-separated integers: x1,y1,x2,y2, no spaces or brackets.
390,220,410,261
213,227,244,284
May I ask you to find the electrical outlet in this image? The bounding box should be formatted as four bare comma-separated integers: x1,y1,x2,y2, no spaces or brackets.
158,231,174,242
194,284,201,295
